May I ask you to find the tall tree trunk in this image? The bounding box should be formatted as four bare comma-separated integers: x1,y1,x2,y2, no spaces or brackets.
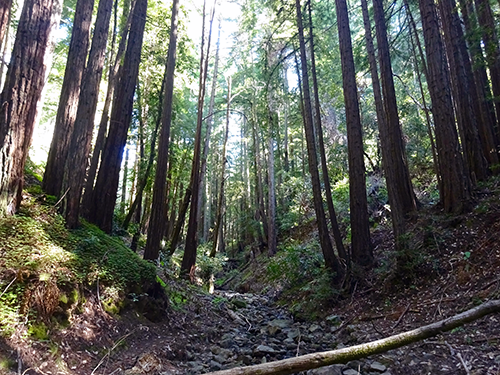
142,0,179,260
308,1,347,263
459,0,500,168
0,0,12,60
199,19,220,243
123,74,164,231
334,0,373,267
62,0,113,229
211,77,231,258
43,0,93,197
405,0,442,193
418,0,472,213
181,1,215,280
252,113,268,247
0,0,61,216
439,0,488,183
87,0,147,232
474,0,500,128
266,102,277,257
0,5,11,91
295,0,344,281
168,187,191,256
81,0,133,217
371,0,417,243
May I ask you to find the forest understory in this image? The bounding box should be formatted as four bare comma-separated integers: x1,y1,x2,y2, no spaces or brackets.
0,176,499,375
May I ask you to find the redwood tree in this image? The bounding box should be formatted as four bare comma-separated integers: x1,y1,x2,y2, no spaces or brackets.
295,0,344,281
371,0,417,241
63,0,113,228
143,0,180,261
0,0,60,216
43,0,94,197
418,0,472,213
334,0,373,266
86,0,147,232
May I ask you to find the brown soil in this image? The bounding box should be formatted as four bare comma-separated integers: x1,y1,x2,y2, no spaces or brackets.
1,186,499,375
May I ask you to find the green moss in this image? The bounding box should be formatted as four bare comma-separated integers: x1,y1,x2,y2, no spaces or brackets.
28,322,49,340
0,193,157,339
0,356,16,370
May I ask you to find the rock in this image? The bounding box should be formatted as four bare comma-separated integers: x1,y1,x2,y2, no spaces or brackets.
308,364,343,375
326,315,342,325
343,369,360,375
211,346,232,360
209,360,223,371
370,361,387,372
231,298,247,309
236,354,253,365
287,328,301,340
254,344,276,354
125,352,162,374
267,319,292,335
346,360,363,370
309,324,321,333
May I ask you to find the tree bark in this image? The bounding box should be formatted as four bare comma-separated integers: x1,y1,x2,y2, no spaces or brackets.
211,77,231,258
474,0,500,129
0,0,12,60
43,0,93,197
181,0,215,279
405,0,442,193
0,0,61,216
266,102,277,257
251,112,268,248
295,0,344,281
458,0,500,169
418,0,472,214
334,0,373,266
439,0,488,183
308,1,347,263
199,20,220,243
123,75,164,231
86,0,147,232
81,0,134,217
372,0,417,242
143,0,179,261
205,299,500,375
62,0,113,229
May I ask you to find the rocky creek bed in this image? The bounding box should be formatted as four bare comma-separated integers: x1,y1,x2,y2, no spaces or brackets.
86,288,500,375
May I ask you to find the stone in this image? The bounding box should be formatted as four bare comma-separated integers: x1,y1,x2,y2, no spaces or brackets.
287,328,301,340
326,315,342,325
346,360,363,370
254,345,276,354
309,324,321,333
343,369,360,375
267,319,292,335
231,298,247,309
307,364,344,375
370,361,387,372
209,360,223,371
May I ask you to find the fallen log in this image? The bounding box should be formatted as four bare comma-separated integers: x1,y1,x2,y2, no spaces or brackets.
205,299,500,375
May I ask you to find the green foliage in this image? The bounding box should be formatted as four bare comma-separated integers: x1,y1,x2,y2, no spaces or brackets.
196,243,227,284
267,240,325,287
28,322,49,340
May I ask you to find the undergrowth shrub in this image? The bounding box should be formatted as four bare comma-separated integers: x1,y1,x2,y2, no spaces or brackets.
267,240,339,319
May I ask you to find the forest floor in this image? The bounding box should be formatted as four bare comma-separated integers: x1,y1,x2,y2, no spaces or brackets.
1,182,500,374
